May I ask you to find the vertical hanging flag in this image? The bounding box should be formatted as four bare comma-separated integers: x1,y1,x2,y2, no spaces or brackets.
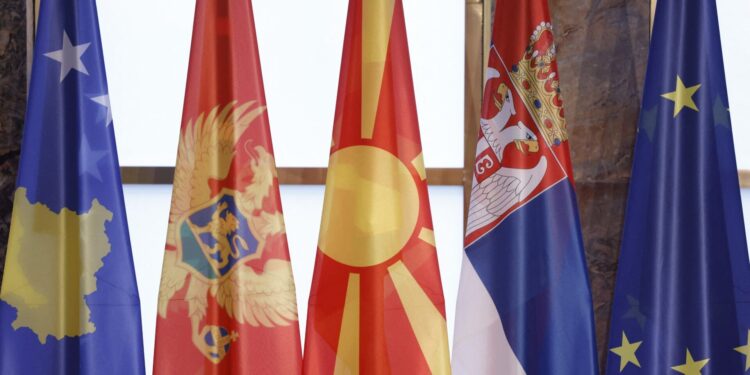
303,0,451,373
605,0,750,374
451,0,599,373
153,0,302,373
0,0,145,373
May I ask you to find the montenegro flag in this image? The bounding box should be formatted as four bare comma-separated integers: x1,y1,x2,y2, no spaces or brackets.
303,0,451,373
153,1,302,373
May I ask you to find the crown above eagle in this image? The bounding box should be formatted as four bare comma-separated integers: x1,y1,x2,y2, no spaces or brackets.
508,22,568,147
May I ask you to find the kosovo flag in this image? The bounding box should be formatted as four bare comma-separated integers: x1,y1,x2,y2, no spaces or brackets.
606,0,750,373
0,0,145,373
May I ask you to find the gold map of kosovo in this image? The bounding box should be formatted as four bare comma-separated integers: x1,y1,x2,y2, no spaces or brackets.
0,187,113,344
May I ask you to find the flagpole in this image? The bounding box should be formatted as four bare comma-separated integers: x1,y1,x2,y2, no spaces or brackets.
650,0,656,34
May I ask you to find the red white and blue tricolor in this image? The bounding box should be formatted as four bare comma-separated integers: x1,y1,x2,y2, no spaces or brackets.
452,0,599,373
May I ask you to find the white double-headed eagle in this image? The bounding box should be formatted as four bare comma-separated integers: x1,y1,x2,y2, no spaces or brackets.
466,68,548,235
158,101,298,358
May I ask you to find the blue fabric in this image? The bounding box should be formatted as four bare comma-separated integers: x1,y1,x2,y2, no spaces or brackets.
606,0,750,373
0,0,145,373
466,180,599,374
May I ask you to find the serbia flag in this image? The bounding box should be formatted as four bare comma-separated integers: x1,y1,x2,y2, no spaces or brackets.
451,1,599,374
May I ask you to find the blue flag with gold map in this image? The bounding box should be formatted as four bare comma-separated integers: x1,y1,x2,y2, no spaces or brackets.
0,0,145,373
606,0,750,374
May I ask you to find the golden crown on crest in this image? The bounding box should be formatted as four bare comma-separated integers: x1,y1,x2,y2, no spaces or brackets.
508,22,568,147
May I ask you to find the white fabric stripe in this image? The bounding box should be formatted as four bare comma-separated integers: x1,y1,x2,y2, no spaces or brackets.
451,253,527,375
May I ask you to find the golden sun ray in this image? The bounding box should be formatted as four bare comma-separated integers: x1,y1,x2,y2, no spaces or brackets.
361,0,395,139
411,152,427,181
334,274,360,375
418,228,435,247
388,261,450,373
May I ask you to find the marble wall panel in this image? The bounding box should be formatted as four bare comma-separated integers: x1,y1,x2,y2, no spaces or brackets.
550,0,649,369
0,0,26,286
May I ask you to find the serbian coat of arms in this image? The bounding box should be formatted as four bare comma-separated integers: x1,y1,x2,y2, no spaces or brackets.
466,22,570,242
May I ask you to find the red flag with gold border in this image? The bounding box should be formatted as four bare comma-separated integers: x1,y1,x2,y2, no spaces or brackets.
303,0,451,373
153,1,302,373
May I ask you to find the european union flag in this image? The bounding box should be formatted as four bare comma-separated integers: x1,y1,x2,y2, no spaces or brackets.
606,0,750,373
0,0,145,373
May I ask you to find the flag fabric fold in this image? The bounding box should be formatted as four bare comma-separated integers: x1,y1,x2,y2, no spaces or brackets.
303,0,451,373
605,0,750,373
153,1,302,373
451,0,599,373
0,0,145,373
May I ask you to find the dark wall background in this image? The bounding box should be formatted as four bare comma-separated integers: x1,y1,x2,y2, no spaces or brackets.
551,0,649,370
0,0,648,371
0,1,26,288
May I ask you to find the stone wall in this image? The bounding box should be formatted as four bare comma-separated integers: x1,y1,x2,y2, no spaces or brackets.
551,0,649,370
0,1,26,286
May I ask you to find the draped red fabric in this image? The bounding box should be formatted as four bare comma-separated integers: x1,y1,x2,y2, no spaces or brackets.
303,1,450,374
153,1,302,373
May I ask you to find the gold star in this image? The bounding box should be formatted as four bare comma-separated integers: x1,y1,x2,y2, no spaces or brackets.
610,332,642,372
671,349,710,375
735,329,750,372
661,76,701,117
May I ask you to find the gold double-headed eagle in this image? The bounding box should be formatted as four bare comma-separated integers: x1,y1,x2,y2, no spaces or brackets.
158,101,298,363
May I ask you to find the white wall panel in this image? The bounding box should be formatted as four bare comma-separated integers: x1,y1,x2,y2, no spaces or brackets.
718,0,750,169
717,0,750,259
121,185,172,373
105,3,750,374
743,190,750,259
97,0,192,167
99,0,465,168
123,184,463,374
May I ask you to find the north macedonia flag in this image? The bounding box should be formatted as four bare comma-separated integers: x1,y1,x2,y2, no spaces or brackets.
303,0,451,374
